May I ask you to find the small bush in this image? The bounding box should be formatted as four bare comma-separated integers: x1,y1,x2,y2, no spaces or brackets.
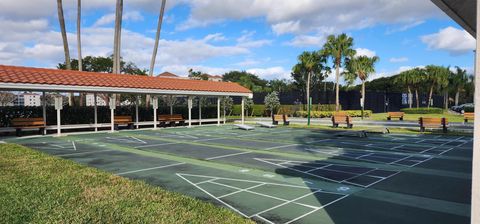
315,104,340,111
464,106,474,112
401,107,443,114
295,110,371,118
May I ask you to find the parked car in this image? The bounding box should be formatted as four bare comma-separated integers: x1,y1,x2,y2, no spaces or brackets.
451,103,474,113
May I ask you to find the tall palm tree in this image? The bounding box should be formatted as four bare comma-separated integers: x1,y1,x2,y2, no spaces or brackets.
322,33,356,111
292,51,327,107
425,65,450,108
395,70,414,108
57,0,73,106
410,68,425,108
146,0,167,106
450,66,469,106
344,55,379,118
113,0,123,74
77,0,85,106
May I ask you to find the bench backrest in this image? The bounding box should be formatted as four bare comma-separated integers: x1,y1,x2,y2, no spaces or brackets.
158,114,184,121
464,112,474,119
114,115,132,123
272,114,283,122
419,117,447,126
332,115,350,123
11,117,45,127
333,111,348,117
388,112,404,117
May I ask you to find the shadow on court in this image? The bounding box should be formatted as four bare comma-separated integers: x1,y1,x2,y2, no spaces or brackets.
264,130,472,224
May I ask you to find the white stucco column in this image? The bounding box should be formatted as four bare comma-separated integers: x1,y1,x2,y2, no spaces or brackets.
471,2,480,222
188,96,193,128
152,96,158,129
135,96,140,129
217,97,221,126
94,93,98,132
42,92,47,135
109,95,116,132
54,95,63,136
241,97,245,125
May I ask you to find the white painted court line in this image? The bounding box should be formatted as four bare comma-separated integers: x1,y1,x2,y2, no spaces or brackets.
264,144,300,151
134,142,179,149
285,194,350,224
59,149,117,157
206,151,252,160
71,141,77,151
176,174,250,218
116,162,186,175
254,215,275,224
130,136,147,144
217,183,266,199
252,189,324,218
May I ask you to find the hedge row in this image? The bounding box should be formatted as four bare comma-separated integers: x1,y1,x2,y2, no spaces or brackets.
231,104,340,116
400,107,443,114
295,110,372,118
0,106,222,127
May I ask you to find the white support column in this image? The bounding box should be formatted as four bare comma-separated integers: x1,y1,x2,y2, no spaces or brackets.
472,2,480,223
109,95,116,132
241,97,245,125
217,97,221,126
54,95,63,136
94,93,98,132
152,96,158,129
188,96,193,128
42,92,47,135
135,96,140,129
199,98,202,126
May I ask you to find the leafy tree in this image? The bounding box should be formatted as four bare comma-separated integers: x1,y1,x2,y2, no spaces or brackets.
322,33,356,111
344,55,379,118
0,92,16,106
188,69,209,80
292,51,328,106
221,97,234,117
244,98,254,116
58,56,147,75
264,91,280,117
223,71,269,92
268,79,292,93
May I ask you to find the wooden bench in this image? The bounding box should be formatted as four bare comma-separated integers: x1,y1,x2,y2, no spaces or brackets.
387,112,404,120
11,117,45,137
419,117,448,133
332,112,353,128
272,114,290,125
114,115,134,130
464,112,474,123
158,114,185,127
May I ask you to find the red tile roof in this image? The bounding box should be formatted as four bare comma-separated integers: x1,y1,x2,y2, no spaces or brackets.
157,72,179,77
0,65,252,94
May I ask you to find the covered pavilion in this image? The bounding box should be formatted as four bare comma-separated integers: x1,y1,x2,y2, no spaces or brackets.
0,65,252,135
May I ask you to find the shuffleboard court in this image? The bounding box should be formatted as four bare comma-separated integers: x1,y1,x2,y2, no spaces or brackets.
5,125,472,224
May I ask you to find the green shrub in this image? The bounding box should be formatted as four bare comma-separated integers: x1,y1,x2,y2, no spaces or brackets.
231,105,267,116
400,107,443,114
315,104,340,111
295,110,371,118
464,106,474,112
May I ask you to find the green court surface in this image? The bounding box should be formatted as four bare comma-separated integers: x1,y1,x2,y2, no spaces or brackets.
6,125,472,224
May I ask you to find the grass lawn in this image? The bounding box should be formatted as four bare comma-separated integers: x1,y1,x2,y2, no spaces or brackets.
368,112,465,123
0,144,253,224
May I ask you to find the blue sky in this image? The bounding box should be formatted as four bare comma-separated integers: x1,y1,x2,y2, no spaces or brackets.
0,0,475,81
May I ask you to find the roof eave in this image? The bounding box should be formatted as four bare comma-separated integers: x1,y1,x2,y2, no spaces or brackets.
0,82,253,98
431,0,476,36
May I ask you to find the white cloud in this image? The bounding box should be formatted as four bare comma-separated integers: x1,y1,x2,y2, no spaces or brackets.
93,11,144,27
203,33,227,42
355,48,376,57
389,57,409,63
421,26,475,55
236,31,272,48
287,34,325,47
246,67,290,80
161,64,289,80
385,20,425,34
178,0,441,35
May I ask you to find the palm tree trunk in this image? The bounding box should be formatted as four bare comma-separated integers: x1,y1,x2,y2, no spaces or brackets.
415,89,419,108
407,86,412,108
428,85,434,108
113,0,123,74
77,0,84,106
57,0,73,106
146,0,167,107
361,80,365,119
455,89,460,106
335,62,340,111
306,71,311,111
444,90,448,110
